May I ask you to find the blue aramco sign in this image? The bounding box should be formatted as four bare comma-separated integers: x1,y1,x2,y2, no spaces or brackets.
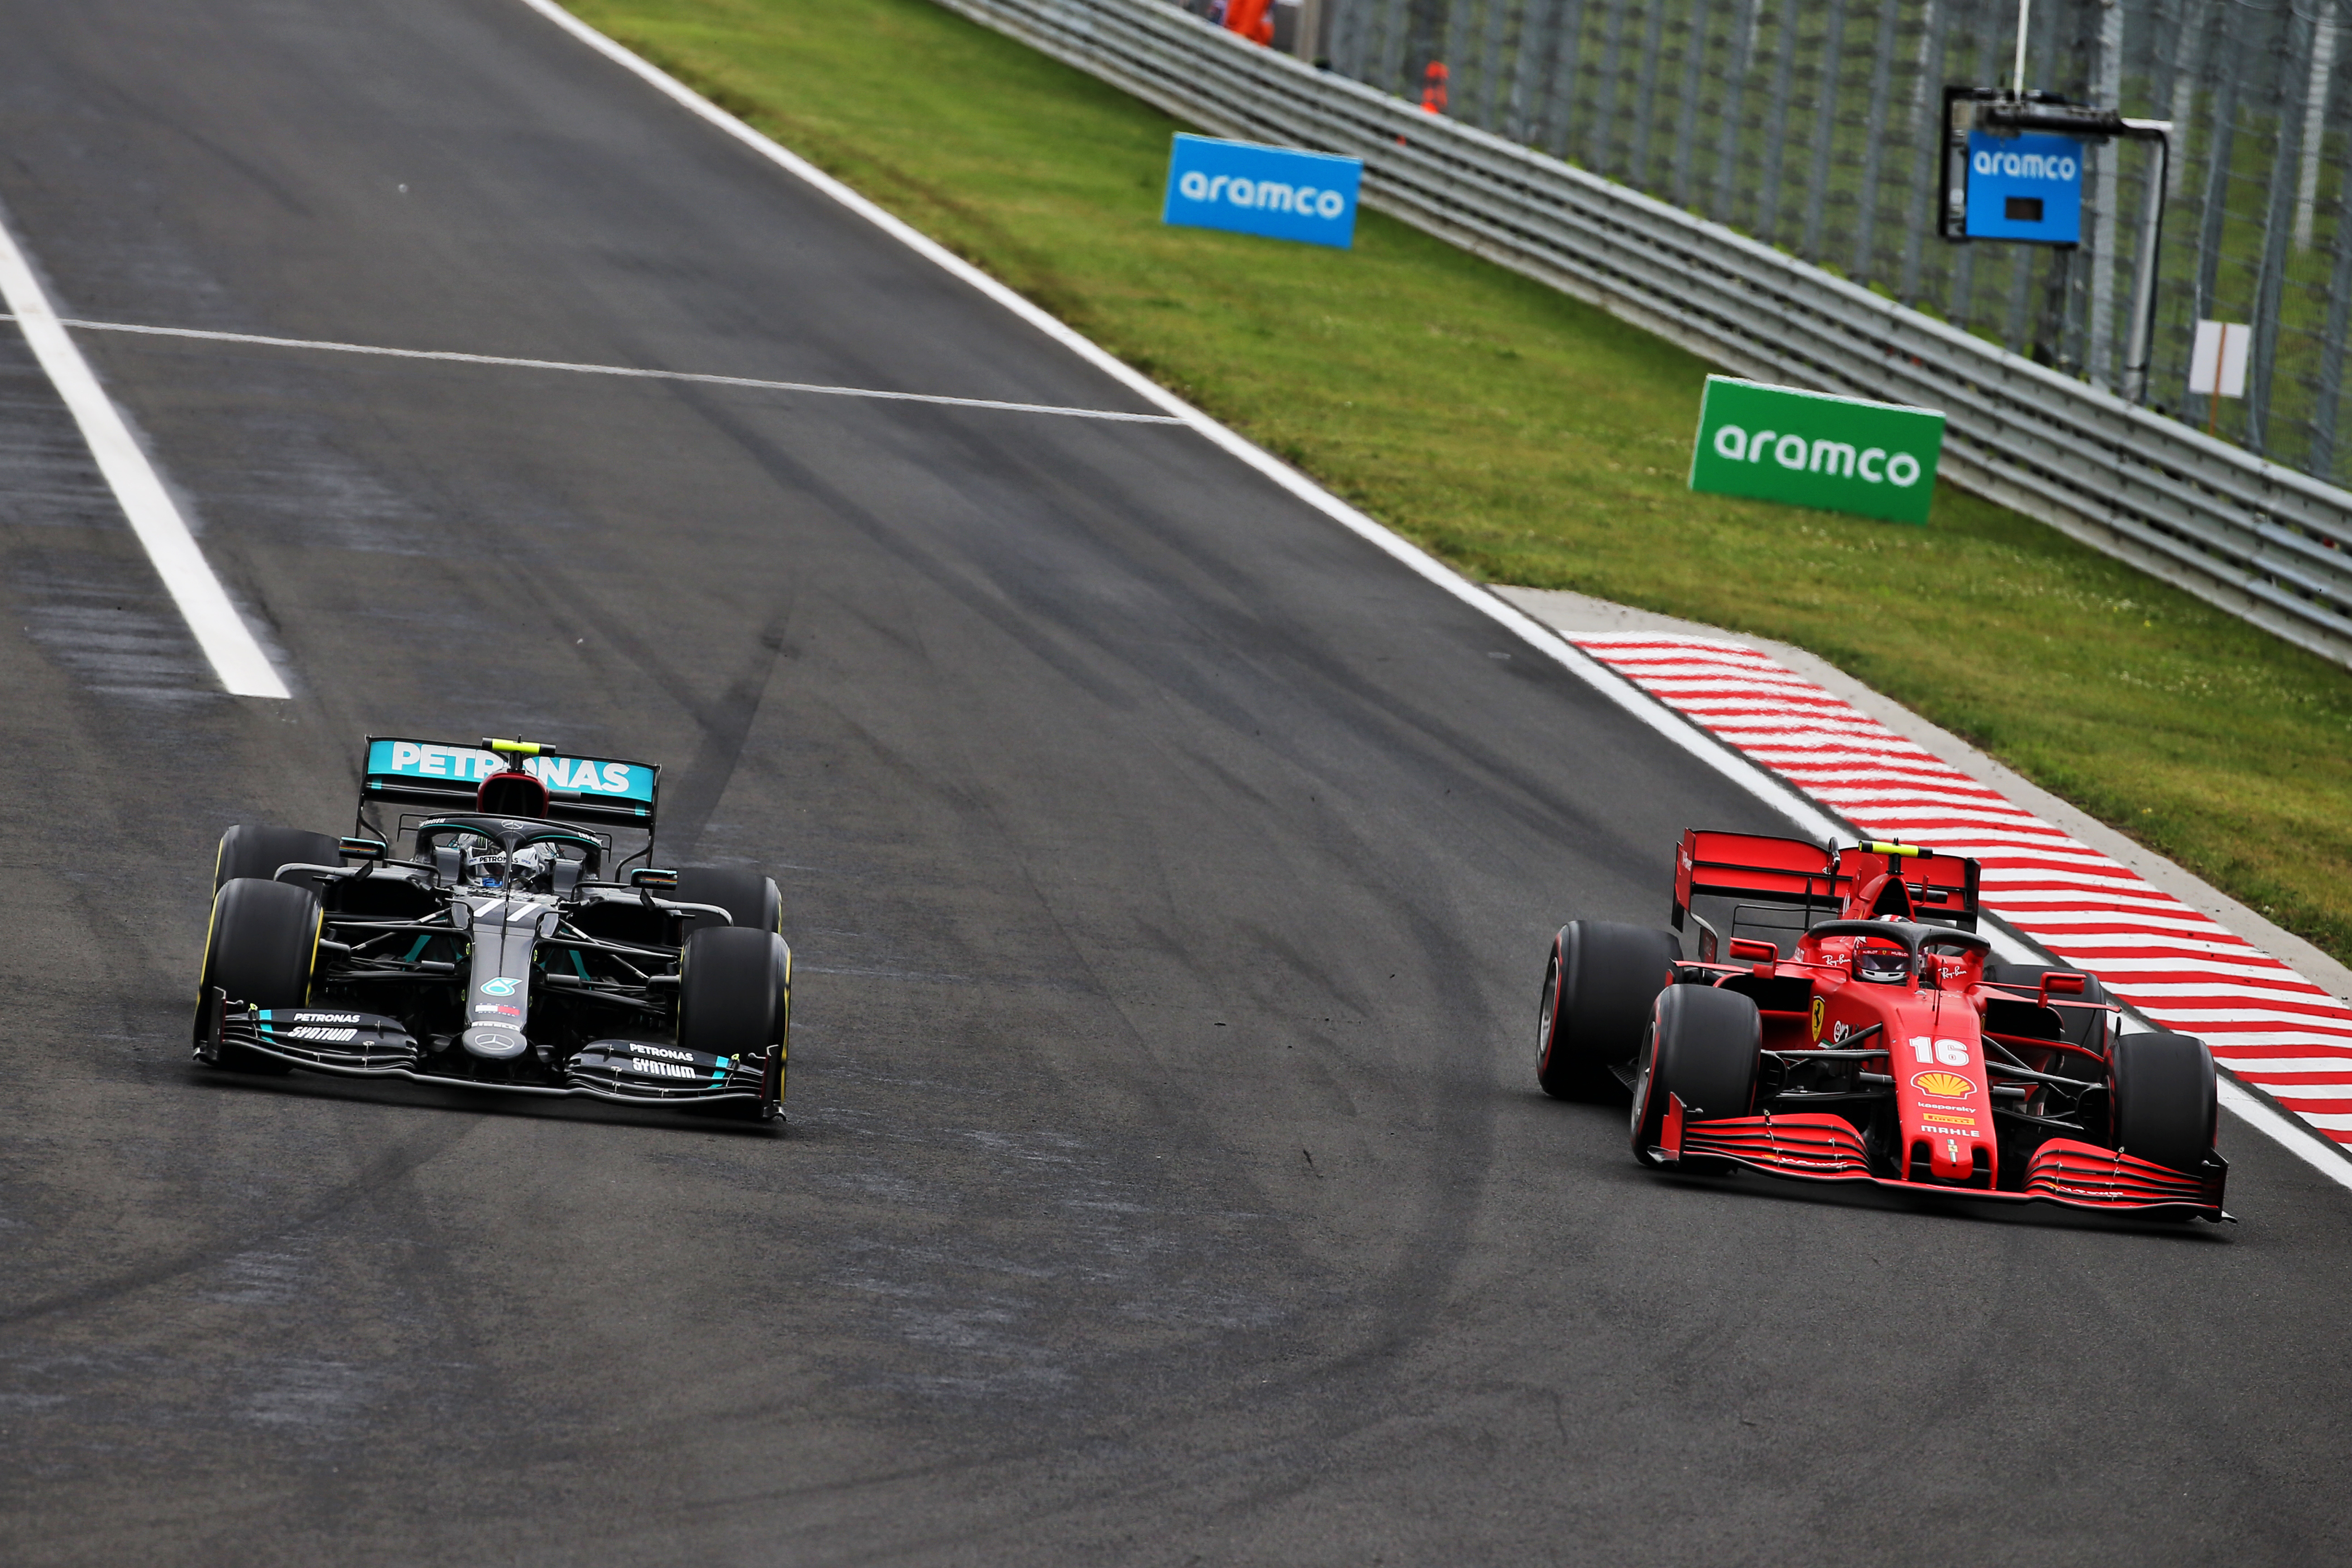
1963,131,2084,244
1161,133,1362,249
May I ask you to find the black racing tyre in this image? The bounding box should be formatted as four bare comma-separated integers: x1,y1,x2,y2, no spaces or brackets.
213,824,342,894
2110,1031,2217,1175
677,926,790,1122
1536,921,1682,1099
195,877,322,1073
674,866,784,941
1629,983,1761,1166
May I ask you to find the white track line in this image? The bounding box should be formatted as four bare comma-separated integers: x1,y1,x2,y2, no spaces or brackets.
513,0,1845,848
0,221,289,697
517,0,2343,1191
2217,1056,2351,1192
0,314,1187,425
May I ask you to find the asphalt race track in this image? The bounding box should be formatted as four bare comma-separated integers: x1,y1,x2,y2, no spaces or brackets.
4,4,2351,1563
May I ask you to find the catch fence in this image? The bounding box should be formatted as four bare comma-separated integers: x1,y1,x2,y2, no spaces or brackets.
1328,0,2352,485
933,0,2352,666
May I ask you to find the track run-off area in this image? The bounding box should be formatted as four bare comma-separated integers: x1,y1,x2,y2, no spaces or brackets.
4,1,2352,1563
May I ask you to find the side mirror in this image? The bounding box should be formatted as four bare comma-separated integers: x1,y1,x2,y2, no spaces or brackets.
630,867,679,890
2040,972,2088,1002
1727,937,1778,965
339,837,388,861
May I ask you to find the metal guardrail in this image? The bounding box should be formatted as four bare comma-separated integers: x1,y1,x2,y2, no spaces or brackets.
931,0,2352,668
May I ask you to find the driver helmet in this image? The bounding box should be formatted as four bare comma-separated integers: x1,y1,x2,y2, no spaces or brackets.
508,843,559,892
1852,943,1910,984
462,842,511,889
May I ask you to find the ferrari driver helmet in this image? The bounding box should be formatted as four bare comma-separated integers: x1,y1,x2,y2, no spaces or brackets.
1852,941,1910,984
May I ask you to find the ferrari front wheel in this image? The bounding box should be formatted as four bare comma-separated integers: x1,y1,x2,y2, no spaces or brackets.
1629,984,1761,1166
2110,1031,2217,1175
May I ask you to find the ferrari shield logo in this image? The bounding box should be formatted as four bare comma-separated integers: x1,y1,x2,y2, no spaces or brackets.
1811,997,1826,1041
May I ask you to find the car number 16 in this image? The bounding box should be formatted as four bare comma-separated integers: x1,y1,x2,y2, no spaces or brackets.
1909,1035,1971,1067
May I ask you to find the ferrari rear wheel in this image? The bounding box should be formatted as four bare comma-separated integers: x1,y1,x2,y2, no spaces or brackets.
1537,921,1682,1100
2109,1031,2217,1175
196,877,323,1073
1629,983,1761,1167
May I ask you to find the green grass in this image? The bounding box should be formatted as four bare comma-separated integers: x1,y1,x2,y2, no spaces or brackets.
569,0,2352,964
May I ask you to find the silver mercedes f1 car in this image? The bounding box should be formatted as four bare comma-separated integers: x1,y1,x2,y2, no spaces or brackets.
193,735,789,1122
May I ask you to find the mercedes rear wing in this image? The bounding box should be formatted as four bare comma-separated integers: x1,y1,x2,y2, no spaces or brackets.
358,736,660,834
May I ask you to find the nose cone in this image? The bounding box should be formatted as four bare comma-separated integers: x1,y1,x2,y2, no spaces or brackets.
1928,1134,1975,1180
462,1024,530,1059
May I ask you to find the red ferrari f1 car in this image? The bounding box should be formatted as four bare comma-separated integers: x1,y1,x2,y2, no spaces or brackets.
1537,830,2227,1220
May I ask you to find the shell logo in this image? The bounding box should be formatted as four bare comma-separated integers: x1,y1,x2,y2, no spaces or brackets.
1912,1071,1974,1098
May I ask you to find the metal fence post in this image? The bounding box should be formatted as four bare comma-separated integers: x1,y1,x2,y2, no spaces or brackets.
2122,132,2169,404
1356,0,1384,83
1710,0,1761,222
1851,0,1903,284
1799,0,1851,259
2295,10,2337,250
1591,0,1635,170
1504,0,1549,141
1357,0,1392,81
1947,13,2007,330
2311,182,2352,479
1471,0,1512,125
1670,0,1713,207
2004,242,2037,355
2084,0,2124,389
1440,0,1478,115
1897,0,1951,305
1535,0,1589,155
1366,0,1407,91
2246,4,2315,456
1754,0,1801,240
2164,0,2202,197
2188,39,2238,427
1626,0,1671,185
1330,0,1369,75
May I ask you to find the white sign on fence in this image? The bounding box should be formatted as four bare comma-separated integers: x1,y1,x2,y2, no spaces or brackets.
2189,320,2252,399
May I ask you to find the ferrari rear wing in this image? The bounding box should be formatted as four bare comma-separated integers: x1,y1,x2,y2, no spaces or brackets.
358,736,659,833
1673,829,1980,939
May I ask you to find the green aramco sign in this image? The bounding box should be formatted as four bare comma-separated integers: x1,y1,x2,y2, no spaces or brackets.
1688,376,1946,525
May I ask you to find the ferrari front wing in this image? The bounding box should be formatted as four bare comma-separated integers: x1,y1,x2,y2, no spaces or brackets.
1649,1095,2230,1221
